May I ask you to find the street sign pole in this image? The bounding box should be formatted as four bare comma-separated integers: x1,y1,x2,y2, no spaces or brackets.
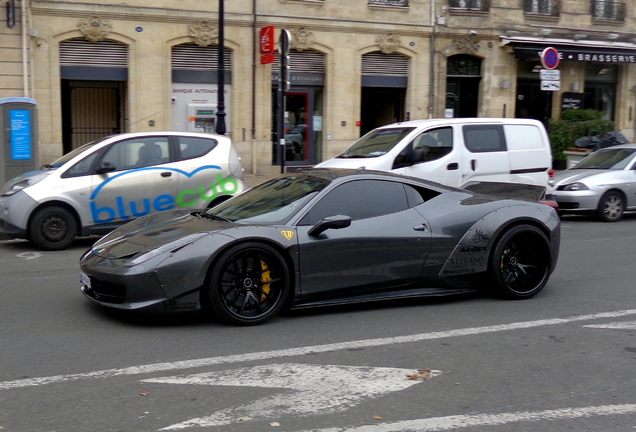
278,29,291,173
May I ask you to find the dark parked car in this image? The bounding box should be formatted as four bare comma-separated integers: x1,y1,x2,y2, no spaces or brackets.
80,169,560,325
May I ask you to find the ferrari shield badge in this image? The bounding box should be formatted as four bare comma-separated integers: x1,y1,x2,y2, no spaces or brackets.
280,230,294,240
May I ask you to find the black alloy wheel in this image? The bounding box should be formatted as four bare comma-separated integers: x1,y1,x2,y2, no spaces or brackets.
490,224,551,299
597,191,624,222
29,206,78,250
206,242,289,325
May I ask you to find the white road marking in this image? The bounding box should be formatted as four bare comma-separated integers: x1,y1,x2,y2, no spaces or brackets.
584,320,636,330
1,308,636,391
299,404,636,432
143,363,440,430
16,251,41,260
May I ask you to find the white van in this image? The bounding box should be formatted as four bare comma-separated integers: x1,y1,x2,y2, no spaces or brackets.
316,118,552,188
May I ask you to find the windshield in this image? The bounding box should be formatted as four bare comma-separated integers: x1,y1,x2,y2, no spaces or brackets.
574,148,636,170
45,138,109,168
206,174,331,224
338,127,415,158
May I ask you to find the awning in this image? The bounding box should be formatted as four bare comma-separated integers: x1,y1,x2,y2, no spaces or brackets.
501,36,636,64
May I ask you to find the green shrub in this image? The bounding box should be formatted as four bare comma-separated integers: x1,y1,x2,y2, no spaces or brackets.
549,110,614,161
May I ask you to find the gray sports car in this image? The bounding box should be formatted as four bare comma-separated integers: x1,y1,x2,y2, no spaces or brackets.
79,169,560,325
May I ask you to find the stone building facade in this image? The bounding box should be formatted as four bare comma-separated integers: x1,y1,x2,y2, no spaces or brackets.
2,0,635,175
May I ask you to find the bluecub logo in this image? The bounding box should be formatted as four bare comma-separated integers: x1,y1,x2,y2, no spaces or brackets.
90,165,239,224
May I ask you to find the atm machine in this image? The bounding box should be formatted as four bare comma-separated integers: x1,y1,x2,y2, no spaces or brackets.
187,103,216,133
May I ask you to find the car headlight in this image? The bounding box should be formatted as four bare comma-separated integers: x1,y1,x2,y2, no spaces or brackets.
1,179,35,196
125,232,209,266
562,182,589,191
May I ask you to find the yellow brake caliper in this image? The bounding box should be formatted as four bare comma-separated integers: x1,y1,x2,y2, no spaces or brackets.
260,259,272,302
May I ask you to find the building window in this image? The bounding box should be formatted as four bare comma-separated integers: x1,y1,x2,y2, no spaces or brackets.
591,1,625,21
368,0,409,6
524,0,559,16
448,0,489,12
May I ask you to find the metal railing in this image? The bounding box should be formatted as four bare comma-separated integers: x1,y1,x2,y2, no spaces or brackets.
448,0,489,12
368,0,409,6
591,0,625,21
523,0,559,16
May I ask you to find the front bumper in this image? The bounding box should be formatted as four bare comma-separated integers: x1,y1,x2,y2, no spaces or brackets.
550,190,600,213
0,192,39,239
79,249,201,312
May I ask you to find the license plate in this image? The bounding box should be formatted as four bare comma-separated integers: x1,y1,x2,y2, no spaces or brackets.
79,272,91,291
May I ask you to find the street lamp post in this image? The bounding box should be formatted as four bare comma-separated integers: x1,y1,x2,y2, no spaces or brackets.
215,0,226,135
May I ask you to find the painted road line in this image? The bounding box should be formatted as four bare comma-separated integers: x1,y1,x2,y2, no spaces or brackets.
1,308,636,391
584,320,636,330
298,403,636,432
141,364,441,430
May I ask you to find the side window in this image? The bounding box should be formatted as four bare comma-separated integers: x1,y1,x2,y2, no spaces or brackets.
64,152,100,177
178,137,218,160
394,127,453,167
300,180,409,225
463,125,506,153
100,137,169,170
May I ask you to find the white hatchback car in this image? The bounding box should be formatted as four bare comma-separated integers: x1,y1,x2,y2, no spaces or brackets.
0,131,244,250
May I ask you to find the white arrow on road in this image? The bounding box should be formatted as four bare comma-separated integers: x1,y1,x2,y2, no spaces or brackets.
584,320,636,330
142,363,440,430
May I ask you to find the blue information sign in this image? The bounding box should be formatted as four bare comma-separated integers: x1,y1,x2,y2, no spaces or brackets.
10,109,32,160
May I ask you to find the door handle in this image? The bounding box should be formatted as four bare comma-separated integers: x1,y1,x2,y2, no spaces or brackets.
161,172,172,178
471,159,476,171
447,163,458,170
413,224,428,232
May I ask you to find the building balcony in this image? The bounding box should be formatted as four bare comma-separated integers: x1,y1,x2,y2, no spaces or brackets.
368,0,409,6
591,1,625,22
448,0,489,12
524,0,559,17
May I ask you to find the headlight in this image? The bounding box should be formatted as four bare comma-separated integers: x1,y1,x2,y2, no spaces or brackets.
562,182,589,191
126,233,208,266
1,179,34,196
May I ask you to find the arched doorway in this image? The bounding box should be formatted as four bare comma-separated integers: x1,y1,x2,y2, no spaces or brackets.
271,49,325,166
171,43,233,133
59,38,128,152
446,54,481,118
360,51,408,135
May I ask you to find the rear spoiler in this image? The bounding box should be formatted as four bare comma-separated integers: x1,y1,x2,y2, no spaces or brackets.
461,181,546,202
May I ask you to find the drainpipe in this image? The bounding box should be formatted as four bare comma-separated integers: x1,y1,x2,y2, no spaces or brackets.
20,0,29,97
428,0,436,119
251,0,257,174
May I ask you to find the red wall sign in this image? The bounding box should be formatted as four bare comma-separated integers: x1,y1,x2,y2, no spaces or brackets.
260,26,276,55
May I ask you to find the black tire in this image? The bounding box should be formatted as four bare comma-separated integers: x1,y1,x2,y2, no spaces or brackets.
489,224,551,299
29,206,78,250
596,191,624,222
204,242,289,325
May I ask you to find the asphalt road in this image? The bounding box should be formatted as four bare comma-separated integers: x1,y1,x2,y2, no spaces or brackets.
1,213,636,432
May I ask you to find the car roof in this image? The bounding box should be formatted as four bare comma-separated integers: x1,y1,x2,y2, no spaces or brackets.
98,131,231,141
374,117,544,129
596,143,636,150
284,168,460,192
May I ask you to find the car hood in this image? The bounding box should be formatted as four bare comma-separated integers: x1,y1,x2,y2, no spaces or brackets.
315,156,384,170
553,169,614,186
1,169,53,191
90,209,238,259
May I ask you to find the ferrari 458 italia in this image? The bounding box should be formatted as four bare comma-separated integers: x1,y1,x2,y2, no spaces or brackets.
80,169,560,325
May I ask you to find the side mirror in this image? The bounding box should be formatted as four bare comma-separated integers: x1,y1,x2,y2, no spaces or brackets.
409,147,425,164
308,214,351,237
95,161,117,174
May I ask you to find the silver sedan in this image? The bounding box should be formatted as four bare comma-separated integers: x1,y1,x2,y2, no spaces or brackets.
549,143,636,222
